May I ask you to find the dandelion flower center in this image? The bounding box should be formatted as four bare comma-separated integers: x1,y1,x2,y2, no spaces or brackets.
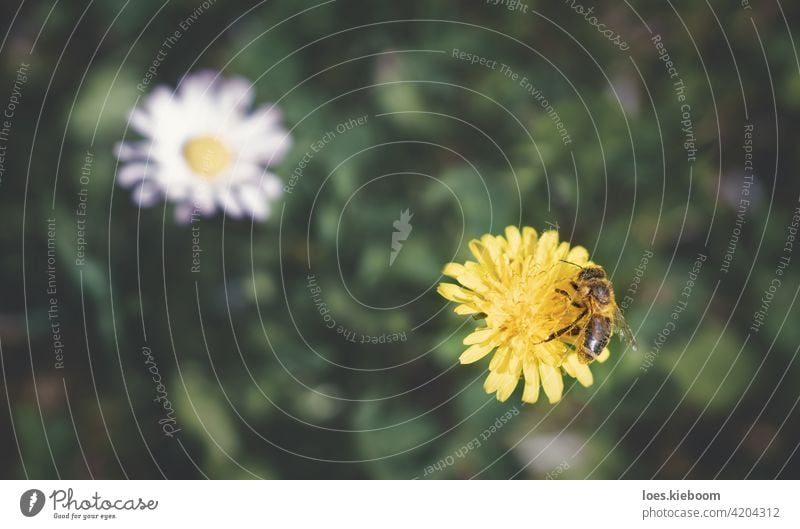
182,135,232,178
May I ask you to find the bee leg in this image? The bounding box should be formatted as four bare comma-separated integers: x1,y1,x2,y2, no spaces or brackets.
534,308,588,344
578,349,596,364
555,288,585,309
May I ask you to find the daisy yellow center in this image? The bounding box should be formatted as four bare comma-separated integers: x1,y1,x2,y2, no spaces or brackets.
182,135,232,178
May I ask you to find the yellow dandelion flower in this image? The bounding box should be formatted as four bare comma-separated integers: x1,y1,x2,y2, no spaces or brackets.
437,227,610,404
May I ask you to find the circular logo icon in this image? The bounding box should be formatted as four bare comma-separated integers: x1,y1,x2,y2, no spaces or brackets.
20,489,45,517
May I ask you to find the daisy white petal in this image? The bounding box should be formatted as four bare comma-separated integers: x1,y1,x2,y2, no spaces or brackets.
174,202,195,225
217,75,255,113
238,186,270,220
131,181,161,207
260,173,283,199
117,163,150,187
218,187,245,218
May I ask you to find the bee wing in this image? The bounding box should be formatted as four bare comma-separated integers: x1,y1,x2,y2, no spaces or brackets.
613,306,638,351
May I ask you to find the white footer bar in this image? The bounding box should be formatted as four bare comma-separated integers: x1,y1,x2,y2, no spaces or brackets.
1,480,795,527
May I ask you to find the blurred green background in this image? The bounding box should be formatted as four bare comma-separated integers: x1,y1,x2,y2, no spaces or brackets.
1,0,799,479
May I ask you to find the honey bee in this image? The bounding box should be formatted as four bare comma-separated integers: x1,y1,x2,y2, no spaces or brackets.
536,262,638,363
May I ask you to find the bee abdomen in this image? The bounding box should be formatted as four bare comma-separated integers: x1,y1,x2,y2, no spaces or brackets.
582,315,612,359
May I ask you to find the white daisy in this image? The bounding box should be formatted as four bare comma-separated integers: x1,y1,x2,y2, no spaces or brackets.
115,70,291,223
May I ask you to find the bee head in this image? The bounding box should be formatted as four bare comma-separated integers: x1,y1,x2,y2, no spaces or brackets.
578,266,606,281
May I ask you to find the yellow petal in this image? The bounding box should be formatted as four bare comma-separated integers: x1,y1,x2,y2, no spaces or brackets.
442,262,465,278
437,283,474,303
536,342,566,366
459,342,495,364
554,241,572,262
468,240,497,277
505,225,521,254
483,370,504,393
457,271,486,292
539,363,564,403
507,353,522,375
521,357,541,403
454,304,480,315
487,359,522,402
566,354,593,387
495,374,519,402
521,227,538,256
562,357,576,378
534,231,560,270
522,384,540,403
575,364,594,387
566,245,589,265
537,230,559,253
488,346,509,371
480,234,503,265
596,348,611,363
464,328,494,345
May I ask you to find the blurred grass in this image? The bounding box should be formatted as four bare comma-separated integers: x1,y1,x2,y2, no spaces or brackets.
1,0,799,479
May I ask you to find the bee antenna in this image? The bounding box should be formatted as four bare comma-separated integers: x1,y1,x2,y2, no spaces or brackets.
559,259,584,269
